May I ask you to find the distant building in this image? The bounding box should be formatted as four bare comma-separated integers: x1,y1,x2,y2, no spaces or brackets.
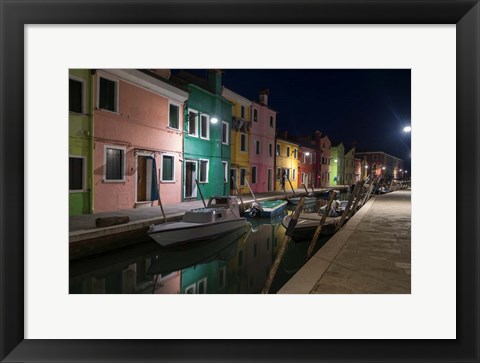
319,134,331,188
355,151,405,180
344,147,356,186
250,89,276,193
298,144,316,189
275,134,299,191
354,157,362,182
330,143,345,186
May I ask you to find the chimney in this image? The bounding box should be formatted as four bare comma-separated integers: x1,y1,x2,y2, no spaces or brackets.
150,69,171,80
259,88,269,105
207,69,223,95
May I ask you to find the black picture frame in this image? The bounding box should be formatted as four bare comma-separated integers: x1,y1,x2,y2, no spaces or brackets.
1,1,478,362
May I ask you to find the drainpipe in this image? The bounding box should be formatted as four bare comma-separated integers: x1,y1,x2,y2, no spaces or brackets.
89,69,95,213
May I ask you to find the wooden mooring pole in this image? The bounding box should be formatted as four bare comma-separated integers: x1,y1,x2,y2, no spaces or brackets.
245,179,258,203
306,190,337,259
288,178,296,197
347,180,366,220
195,179,207,208
262,198,305,294
334,180,363,233
231,176,244,213
157,173,166,223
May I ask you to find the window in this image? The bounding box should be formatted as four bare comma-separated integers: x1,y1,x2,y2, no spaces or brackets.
197,278,207,294
69,78,84,113
240,168,246,186
199,159,209,183
187,110,198,136
241,106,245,118
240,133,247,152
222,121,229,144
99,76,117,112
293,149,297,158
222,161,228,183
269,143,273,157
276,144,281,156
270,115,274,128
161,155,174,182
200,114,209,139
256,140,260,155
105,146,125,181
169,103,180,129
69,156,84,191
251,166,257,184
286,146,290,157
253,109,258,122
277,168,281,180
292,169,296,180
286,169,290,180
185,284,195,294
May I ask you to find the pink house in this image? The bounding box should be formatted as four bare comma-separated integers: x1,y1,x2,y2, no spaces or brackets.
320,135,331,187
250,89,276,193
93,69,188,212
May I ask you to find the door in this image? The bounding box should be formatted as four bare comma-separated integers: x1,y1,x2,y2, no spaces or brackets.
267,169,272,191
185,160,197,198
137,156,147,201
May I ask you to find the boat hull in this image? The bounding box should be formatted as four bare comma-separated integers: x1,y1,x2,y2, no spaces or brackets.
281,214,340,240
148,218,248,247
259,200,288,218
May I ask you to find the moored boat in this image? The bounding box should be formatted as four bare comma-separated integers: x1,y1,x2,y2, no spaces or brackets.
245,199,288,218
287,196,317,205
281,213,342,240
148,196,248,247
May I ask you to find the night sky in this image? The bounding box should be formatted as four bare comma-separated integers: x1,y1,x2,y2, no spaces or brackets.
177,69,411,171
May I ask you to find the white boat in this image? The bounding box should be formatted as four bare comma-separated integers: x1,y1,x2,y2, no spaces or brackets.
281,213,342,240
148,196,248,247
318,200,349,216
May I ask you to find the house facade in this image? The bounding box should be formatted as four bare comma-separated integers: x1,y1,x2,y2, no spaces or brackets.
275,137,299,191
222,87,252,195
93,69,188,212
298,144,316,189
69,69,94,215
344,147,356,186
319,134,331,187
174,70,232,201
355,151,405,180
250,90,276,193
329,143,345,186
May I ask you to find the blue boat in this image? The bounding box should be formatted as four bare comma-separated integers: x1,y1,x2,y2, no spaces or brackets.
245,199,288,218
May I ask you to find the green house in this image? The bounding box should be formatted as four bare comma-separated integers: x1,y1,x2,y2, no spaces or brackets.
69,69,93,215
329,143,345,186
174,70,232,201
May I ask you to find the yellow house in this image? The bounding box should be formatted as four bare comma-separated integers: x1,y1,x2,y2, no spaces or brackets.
275,137,299,191
222,87,252,195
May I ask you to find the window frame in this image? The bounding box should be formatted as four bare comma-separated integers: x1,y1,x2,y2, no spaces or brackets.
269,115,274,128
222,161,228,183
69,75,86,114
255,140,260,155
253,108,258,122
222,121,229,145
276,144,281,156
286,146,291,157
103,145,126,182
69,155,86,192
168,101,181,130
187,109,199,138
240,133,247,152
239,168,247,187
199,113,210,140
161,153,176,183
198,158,209,183
97,74,119,113
251,165,258,184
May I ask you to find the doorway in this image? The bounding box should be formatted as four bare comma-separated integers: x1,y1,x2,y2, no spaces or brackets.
185,160,197,198
137,155,153,202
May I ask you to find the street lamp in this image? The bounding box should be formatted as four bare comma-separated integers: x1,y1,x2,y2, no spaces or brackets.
211,117,218,124
403,125,411,133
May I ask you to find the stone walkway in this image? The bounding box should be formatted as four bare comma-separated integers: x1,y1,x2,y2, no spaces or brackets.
278,190,411,294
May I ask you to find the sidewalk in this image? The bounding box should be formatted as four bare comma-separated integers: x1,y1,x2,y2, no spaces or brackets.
278,190,411,294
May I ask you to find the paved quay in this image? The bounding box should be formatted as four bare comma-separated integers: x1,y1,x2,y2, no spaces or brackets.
69,187,345,259
278,190,411,294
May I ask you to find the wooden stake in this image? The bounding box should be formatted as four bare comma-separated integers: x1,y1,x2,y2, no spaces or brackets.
195,179,207,208
306,191,337,259
334,181,362,233
347,180,366,219
288,178,296,197
262,198,305,294
244,179,258,203
157,175,166,223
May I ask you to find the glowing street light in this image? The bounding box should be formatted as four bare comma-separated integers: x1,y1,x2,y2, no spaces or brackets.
403,126,412,133
211,117,218,124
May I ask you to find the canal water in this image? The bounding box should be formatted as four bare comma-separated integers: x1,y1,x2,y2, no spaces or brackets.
70,195,349,294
